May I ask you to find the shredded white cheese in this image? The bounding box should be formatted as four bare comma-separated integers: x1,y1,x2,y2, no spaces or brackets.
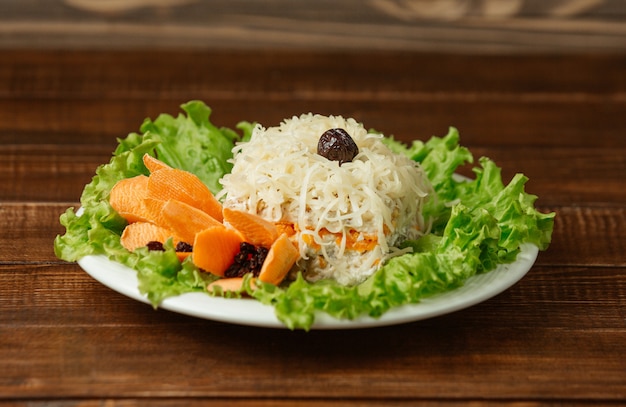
218,113,432,286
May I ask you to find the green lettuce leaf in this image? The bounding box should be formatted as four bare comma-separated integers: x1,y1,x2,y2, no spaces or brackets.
384,128,474,232
54,101,241,297
55,104,554,331
140,100,240,194
133,242,216,304
53,137,157,262
253,127,554,330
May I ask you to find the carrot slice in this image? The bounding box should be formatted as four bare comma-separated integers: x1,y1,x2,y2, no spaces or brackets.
275,222,297,238
143,154,171,173
147,167,223,222
176,252,192,262
207,277,257,294
222,207,279,248
142,197,168,227
258,233,299,285
120,221,174,252
192,226,243,276
207,277,246,294
161,199,223,244
109,175,152,223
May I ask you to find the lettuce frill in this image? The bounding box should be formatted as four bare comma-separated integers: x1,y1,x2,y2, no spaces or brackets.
54,101,555,330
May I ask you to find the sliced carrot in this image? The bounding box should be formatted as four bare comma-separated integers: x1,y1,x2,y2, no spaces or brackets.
142,197,168,226
275,222,297,238
258,233,299,286
120,221,174,252
207,276,260,294
192,226,243,277
161,199,223,244
147,167,223,222
344,230,378,253
176,252,192,262
109,175,152,223
301,232,321,250
143,154,171,173
207,277,246,294
222,207,279,248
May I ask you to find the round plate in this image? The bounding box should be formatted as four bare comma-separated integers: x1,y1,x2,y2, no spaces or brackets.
78,243,538,329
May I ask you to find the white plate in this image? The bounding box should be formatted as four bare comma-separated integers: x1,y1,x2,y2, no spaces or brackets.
78,243,538,330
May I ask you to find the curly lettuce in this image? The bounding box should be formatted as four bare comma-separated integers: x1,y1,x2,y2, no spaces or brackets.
54,101,246,302
55,105,554,330
254,129,554,329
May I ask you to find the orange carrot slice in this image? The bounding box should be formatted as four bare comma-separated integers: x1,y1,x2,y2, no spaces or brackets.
176,252,192,262
222,207,279,248
142,197,168,227
193,226,243,276
207,276,260,294
161,199,223,244
109,175,152,223
147,167,223,222
120,221,174,252
207,277,246,294
143,154,171,173
344,230,378,253
275,222,297,238
258,233,299,285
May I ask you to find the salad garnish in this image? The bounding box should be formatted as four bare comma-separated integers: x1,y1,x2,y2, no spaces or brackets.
54,101,555,330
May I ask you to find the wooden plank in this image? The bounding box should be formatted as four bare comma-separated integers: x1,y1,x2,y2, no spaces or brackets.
0,1,624,52
2,263,625,329
0,49,623,405
1,265,624,400
1,144,114,202
540,207,626,266
1,51,624,148
2,141,625,205
0,203,72,263
0,97,625,149
4,401,620,407
467,147,626,207
0,196,626,266
2,51,625,97
0,205,624,268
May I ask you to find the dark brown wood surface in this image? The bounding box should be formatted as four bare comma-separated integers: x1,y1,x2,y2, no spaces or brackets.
1,0,625,53
1,48,625,406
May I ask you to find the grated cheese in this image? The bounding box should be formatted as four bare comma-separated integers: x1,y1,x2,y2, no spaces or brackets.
218,113,432,286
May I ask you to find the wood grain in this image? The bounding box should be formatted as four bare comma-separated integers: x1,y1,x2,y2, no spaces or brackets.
0,203,623,267
2,262,625,329
1,264,625,400
3,142,626,205
3,97,625,149
1,46,624,404
3,51,625,96
1,51,624,149
0,0,625,52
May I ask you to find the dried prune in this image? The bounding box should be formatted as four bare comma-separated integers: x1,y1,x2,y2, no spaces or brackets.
146,241,165,251
317,128,359,165
175,241,193,252
224,242,270,278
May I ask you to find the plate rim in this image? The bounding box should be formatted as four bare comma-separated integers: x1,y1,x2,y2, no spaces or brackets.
78,243,538,330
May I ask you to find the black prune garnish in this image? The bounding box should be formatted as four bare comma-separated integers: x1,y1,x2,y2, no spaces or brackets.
224,242,270,278
175,241,193,252
146,241,165,251
317,128,359,166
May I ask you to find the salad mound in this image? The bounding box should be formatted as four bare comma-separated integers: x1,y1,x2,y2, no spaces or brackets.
54,101,555,330
219,113,433,286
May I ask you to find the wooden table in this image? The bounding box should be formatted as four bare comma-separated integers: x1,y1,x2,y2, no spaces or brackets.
1,49,625,405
